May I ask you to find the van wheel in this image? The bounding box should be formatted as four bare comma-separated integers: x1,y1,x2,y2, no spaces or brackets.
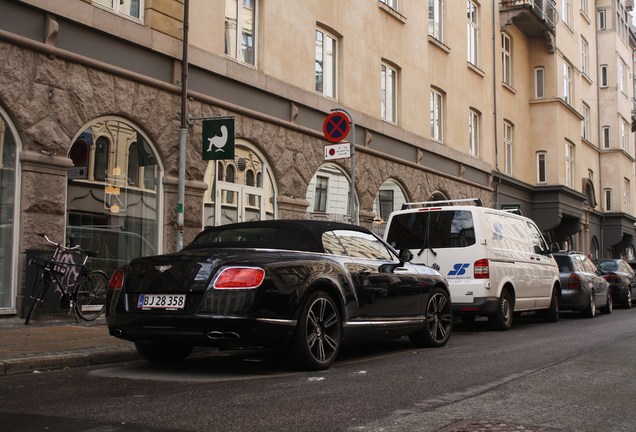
543,288,559,323
489,291,513,331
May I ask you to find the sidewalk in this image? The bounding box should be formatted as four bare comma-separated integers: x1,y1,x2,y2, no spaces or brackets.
0,315,139,376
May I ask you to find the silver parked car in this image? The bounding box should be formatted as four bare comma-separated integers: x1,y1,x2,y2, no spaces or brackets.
553,252,612,317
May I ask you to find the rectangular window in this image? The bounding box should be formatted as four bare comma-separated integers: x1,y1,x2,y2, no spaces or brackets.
618,58,628,94
225,0,257,65
469,110,480,157
562,60,572,105
581,38,589,76
600,65,608,87
604,188,612,211
581,0,588,16
561,0,571,26
625,178,630,213
502,33,512,86
565,142,574,188
431,89,444,143
504,122,513,175
598,9,606,30
537,152,547,184
602,126,611,148
467,0,479,66
315,29,337,99
378,189,394,220
314,176,328,212
381,63,398,123
381,0,399,10
582,103,590,140
429,0,444,41
620,118,627,149
535,67,545,98
94,0,143,20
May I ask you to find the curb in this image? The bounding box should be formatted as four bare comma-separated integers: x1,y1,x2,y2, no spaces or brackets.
0,347,140,376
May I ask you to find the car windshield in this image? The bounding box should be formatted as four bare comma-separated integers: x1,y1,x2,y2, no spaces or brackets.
185,226,322,252
597,261,618,271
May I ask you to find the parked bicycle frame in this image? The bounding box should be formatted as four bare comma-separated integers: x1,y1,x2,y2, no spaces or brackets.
24,233,109,325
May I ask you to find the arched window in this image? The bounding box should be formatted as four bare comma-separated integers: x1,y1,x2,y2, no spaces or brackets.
372,179,408,235
306,164,357,223
67,118,162,277
202,143,277,227
428,191,449,203
590,236,600,260
0,108,19,311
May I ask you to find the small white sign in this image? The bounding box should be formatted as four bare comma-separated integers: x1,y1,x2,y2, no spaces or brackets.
324,142,351,161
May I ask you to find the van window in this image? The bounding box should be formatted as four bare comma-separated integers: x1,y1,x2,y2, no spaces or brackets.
485,213,531,253
386,210,476,250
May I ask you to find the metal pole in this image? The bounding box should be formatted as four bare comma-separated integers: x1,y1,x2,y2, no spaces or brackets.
177,0,189,251
331,108,357,225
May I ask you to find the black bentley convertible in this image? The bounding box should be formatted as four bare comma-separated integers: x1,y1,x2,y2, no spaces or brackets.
106,220,452,370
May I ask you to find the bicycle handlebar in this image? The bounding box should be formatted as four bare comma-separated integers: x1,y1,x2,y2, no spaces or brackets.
37,233,98,257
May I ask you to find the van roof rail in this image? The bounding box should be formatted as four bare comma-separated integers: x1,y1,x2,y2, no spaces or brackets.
401,198,483,210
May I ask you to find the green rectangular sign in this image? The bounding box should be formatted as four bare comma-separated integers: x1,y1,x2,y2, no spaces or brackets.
202,118,235,161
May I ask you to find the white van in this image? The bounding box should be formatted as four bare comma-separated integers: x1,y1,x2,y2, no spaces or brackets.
384,198,561,330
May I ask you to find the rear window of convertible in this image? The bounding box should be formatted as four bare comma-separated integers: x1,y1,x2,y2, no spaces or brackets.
186,227,321,252
386,210,476,250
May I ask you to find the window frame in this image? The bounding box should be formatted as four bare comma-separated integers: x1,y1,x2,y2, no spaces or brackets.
315,28,338,99
503,121,513,175
502,33,512,86
598,9,606,30
562,60,573,105
467,0,480,66
224,0,258,66
600,64,608,88
93,0,144,21
581,37,589,77
537,151,547,184
602,126,611,149
565,142,574,188
429,0,444,41
381,62,398,124
314,175,329,212
469,109,480,157
430,88,444,143
534,67,545,99
604,188,613,212
582,103,590,141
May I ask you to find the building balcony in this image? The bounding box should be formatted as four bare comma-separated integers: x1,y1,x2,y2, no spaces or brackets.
500,0,557,53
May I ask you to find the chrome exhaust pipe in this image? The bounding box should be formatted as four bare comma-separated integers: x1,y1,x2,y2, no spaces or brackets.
207,331,240,340
110,328,123,337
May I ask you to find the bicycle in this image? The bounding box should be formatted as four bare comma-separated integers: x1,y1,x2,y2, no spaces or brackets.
24,233,109,325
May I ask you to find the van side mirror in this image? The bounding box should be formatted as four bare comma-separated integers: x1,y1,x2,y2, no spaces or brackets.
399,249,414,264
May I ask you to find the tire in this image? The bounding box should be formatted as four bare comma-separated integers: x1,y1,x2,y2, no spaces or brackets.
288,291,341,371
25,275,50,325
600,291,613,314
135,341,193,363
624,289,632,309
74,270,108,321
582,292,596,318
489,290,513,331
543,288,559,323
410,288,452,348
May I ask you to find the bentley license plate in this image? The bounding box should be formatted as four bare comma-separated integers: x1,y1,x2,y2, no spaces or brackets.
137,294,186,310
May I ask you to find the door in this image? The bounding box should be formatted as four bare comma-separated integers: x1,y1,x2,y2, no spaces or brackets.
215,183,267,224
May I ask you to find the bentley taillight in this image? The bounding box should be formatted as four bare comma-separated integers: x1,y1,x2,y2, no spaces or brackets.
109,269,125,290
214,267,265,289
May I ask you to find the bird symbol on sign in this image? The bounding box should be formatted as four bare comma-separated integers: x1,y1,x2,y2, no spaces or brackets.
206,125,228,152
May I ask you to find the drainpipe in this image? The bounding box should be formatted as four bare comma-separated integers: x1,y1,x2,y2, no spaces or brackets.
595,4,604,258
177,0,190,251
493,0,501,209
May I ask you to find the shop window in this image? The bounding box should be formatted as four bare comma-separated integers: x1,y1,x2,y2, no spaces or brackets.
0,110,18,311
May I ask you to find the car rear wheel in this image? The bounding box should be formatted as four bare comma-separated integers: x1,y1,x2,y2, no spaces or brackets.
410,288,452,348
543,288,559,323
489,290,513,331
582,292,596,318
624,290,632,309
135,341,193,363
600,291,613,314
288,290,341,371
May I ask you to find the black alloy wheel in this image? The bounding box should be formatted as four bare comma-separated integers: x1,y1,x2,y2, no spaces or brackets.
289,291,341,371
410,287,452,347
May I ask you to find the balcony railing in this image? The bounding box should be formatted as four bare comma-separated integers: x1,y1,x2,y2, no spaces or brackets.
500,0,558,52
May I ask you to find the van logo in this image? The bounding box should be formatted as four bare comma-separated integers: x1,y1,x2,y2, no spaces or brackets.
448,263,470,276
156,265,172,273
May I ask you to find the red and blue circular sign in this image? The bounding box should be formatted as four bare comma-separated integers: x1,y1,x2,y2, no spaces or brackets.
323,111,351,143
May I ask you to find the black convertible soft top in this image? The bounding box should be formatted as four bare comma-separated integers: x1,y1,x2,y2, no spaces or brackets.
185,219,372,253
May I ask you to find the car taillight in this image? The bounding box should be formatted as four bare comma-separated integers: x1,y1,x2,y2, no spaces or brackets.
109,269,125,290
474,259,489,279
604,274,620,283
568,273,581,289
214,267,265,289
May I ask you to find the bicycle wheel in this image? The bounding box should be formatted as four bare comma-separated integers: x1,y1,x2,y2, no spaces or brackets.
74,270,109,321
25,273,51,325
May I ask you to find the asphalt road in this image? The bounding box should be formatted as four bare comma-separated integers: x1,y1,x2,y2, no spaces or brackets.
2,308,636,432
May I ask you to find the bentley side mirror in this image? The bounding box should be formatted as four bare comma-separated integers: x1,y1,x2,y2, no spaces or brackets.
399,249,414,265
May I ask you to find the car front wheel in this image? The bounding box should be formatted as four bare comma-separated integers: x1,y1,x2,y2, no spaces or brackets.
410,287,452,348
288,290,341,371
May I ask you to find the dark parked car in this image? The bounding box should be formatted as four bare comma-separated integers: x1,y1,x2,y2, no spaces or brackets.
595,259,635,308
552,252,611,317
106,220,453,370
